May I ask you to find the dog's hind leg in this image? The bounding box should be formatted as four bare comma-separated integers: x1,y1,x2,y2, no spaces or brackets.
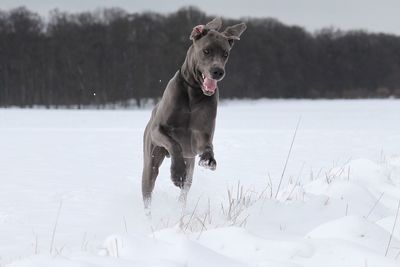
179,157,195,205
142,135,166,213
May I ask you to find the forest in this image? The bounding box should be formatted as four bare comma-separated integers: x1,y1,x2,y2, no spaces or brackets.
1,6,400,108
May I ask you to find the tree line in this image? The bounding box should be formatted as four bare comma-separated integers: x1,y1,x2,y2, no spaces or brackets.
1,6,400,108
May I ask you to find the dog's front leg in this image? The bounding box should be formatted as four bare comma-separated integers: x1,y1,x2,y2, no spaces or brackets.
151,126,187,188
195,131,217,170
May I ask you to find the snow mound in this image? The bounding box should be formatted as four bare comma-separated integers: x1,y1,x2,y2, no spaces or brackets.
101,232,245,266
377,215,400,240
307,215,400,254
5,256,98,267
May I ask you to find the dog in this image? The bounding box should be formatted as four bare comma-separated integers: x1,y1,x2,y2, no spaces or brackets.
141,17,246,210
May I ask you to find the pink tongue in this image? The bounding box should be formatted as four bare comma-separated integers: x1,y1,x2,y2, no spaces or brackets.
203,77,217,91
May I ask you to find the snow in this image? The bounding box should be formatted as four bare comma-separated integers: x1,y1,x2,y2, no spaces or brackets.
1,99,400,266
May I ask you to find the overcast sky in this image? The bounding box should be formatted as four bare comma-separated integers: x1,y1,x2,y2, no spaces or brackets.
1,0,399,35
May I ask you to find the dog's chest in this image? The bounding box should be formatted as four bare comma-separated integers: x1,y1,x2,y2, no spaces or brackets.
166,102,216,156
168,106,211,133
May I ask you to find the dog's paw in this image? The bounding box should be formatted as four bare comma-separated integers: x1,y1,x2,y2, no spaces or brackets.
199,154,217,171
171,158,187,188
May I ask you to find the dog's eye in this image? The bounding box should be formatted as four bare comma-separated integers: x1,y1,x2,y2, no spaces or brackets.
223,51,229,58
203,49,210,55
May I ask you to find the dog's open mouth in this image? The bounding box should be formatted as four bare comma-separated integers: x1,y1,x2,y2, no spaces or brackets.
201,73,217,96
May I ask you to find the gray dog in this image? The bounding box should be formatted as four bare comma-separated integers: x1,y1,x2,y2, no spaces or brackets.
142,18,246,210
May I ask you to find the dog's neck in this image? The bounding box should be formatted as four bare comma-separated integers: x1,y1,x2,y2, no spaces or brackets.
180,46,201,89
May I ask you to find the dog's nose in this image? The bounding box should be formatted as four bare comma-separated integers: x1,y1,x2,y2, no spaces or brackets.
210,67,225,80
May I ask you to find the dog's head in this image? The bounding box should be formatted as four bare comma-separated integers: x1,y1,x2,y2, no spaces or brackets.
189,18,247,96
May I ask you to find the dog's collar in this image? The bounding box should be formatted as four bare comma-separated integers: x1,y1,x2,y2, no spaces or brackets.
179,68,201,89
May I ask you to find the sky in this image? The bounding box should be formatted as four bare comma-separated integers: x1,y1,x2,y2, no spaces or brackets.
1,0,400,35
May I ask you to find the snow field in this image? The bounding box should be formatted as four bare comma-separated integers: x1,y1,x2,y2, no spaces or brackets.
1,100,400,266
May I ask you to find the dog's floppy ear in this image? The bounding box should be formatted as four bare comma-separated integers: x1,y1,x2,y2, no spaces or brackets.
190,18,222,41
190,25,206,40
222,23,247,46
205,17,222,31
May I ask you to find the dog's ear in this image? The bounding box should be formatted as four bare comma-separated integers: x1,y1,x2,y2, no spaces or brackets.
205,17,222,31
190,25,207,40
189,18,222,41
222,23,247,46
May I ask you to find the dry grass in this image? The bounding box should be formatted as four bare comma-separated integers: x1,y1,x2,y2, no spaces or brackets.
275,117,301,199
177,181,268,234
385,199,400,257
49,201,63,255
